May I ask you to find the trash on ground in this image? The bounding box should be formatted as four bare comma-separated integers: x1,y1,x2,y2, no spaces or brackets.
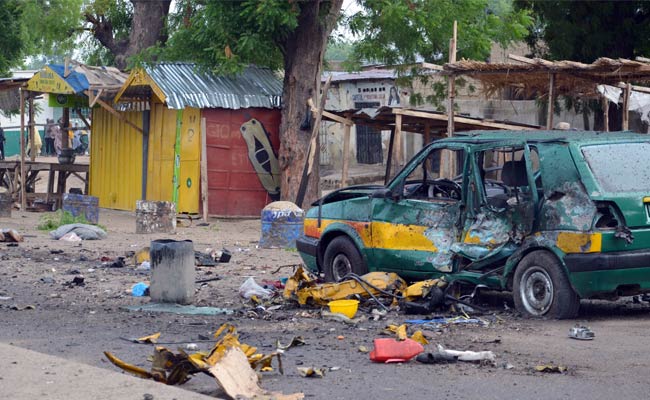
59,232,82,242
416,351,459,364
276,336,305,351
321,310,359,325
50,223,107,240
435,344,496,363
105,256,126,268
65,276,85,287
569,325,595,340
104,323,302,399
369,338,424,363
358,346,369,353
383,324,429,345
136,261,151,271
297,367,326,378
134,247,150,264
239,277,274,300
137,332,161,344
283,266,406,306
405,317,487,330
123,303,233,315
10,304,36,311
535,364,568,373
328,299,359,318
131,282,149,297
0,229,23,242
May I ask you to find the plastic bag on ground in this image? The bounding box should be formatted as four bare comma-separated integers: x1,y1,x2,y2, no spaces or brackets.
50,223,107,240
239,277,273,300
59,232,82,242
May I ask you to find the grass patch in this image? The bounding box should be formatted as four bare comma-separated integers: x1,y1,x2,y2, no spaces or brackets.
37,210,104,231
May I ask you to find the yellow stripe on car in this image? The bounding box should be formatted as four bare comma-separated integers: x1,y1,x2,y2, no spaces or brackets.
556,231,602,254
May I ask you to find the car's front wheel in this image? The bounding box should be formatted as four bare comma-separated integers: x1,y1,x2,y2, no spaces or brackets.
513,250,580,319
323,236,368,282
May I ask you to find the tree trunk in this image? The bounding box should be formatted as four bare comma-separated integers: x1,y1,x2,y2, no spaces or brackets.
278,0,343,205
88,0,171,69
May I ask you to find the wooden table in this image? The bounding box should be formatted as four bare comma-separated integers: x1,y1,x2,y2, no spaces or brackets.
0,160,89,209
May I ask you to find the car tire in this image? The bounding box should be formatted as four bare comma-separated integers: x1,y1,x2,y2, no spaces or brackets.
323,236,368,282
513,250,580,319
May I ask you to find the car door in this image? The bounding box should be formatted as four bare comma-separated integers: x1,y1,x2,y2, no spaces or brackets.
368,144,468,278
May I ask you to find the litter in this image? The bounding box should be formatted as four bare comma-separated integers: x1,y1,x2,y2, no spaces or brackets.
435,344,496,363
321,310,359,325
239,277,274,300
416,351,458,364
50,223,107,240
10,304,35,311
405,317,487,330
65,276,85,287
0,229,23,242
369,338,424,363
136,261,151,271
297,367,326,378
569,325,595,340
123,303,233,315
535,364,568,373
383,324,429,345
131,282,149,297
59,232,82,242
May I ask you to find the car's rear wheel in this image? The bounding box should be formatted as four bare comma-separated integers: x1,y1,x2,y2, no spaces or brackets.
323,236,368,282
513,250,580,319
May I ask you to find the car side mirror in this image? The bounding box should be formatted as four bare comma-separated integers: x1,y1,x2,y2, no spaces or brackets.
371,188,395,200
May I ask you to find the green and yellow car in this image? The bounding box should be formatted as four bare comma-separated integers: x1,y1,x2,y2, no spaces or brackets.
297,130,650,318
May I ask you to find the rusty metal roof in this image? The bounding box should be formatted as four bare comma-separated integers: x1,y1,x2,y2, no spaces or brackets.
323,69,397,83
144,63,282,110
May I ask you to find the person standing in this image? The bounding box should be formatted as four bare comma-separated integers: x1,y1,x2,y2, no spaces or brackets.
44,119,56,155
53,120,63,156
0,123,5,160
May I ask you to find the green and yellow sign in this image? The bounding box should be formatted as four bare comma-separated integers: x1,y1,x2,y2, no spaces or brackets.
27,66,76,94
48,93,89,108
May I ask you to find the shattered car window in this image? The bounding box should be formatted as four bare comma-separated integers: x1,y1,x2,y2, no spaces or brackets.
581,143,650,193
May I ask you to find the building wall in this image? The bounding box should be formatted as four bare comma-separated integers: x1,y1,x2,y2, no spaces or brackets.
203,108,281,217
89,108,143,210
322,79,421,171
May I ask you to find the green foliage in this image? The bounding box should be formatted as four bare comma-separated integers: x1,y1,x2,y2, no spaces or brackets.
517,1,650,62
37,209,102,231
0,0,26,76
19,0,84,58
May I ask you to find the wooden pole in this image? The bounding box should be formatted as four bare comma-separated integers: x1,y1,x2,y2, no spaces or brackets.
385,127,395,185
393,113,403,177
340,121,351,188
295,75,332,207
622,83,631,131
602,96,609,132
62,107,70,149
445,20,457,178
19,89,26,211
200,117,209,221
546,73,555,129
28,95,35,161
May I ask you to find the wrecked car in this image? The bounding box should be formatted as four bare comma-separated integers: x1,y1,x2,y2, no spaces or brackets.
297,130,650,318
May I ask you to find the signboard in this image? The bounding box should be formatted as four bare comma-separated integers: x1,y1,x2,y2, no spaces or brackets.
26,66,76,94
48,93,89,108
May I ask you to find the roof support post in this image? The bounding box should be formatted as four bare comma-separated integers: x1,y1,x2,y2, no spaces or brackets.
546,73,555,129
19,88,26,211
622,83,631,131
340,120,352,189
393,113,403,177
444,20,457,179
385,127,395,185
28,94,35,161
602,96,609,132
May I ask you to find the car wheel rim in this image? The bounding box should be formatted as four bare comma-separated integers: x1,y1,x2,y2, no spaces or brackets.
331,253,352,281
520,266,554,316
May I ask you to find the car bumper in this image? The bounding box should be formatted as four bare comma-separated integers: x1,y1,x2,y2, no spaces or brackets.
564,249,650,273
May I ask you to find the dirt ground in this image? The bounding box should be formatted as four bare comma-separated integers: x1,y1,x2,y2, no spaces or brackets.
2,209,650,399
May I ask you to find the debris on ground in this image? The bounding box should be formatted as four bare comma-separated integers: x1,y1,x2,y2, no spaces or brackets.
405,317,488,330
569,325,595,340
435,344,496,363
415,351,458,364
370,338,424,363
297,367,326,378
59,232,82,242
123,303,233,315
50,223,107,240
0,229,23,242
104,324,302,399
131,282,149,297
239,277,274,300
65,276,85,287
383,324,429,345
534,364,568,373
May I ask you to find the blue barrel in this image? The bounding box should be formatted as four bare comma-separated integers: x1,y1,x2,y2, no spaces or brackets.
62,193,99,224
259,201,304,249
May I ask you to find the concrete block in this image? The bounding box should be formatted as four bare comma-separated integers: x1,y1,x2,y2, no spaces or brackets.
149,239,194,304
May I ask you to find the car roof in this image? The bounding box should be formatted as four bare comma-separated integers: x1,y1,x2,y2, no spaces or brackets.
439,130,648,145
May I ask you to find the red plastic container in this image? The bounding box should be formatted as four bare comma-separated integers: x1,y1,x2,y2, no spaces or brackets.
369,338,424,363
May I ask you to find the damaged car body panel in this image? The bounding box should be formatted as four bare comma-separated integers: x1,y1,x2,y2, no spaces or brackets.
298,130,650,318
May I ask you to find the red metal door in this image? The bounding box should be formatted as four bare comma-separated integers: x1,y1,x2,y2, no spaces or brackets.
203,108,281,217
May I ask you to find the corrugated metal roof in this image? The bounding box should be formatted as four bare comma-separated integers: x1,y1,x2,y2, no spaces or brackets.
145,63,283,110
323,69,397,83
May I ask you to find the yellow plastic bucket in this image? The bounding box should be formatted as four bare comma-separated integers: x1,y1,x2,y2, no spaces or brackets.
328,299,359,318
